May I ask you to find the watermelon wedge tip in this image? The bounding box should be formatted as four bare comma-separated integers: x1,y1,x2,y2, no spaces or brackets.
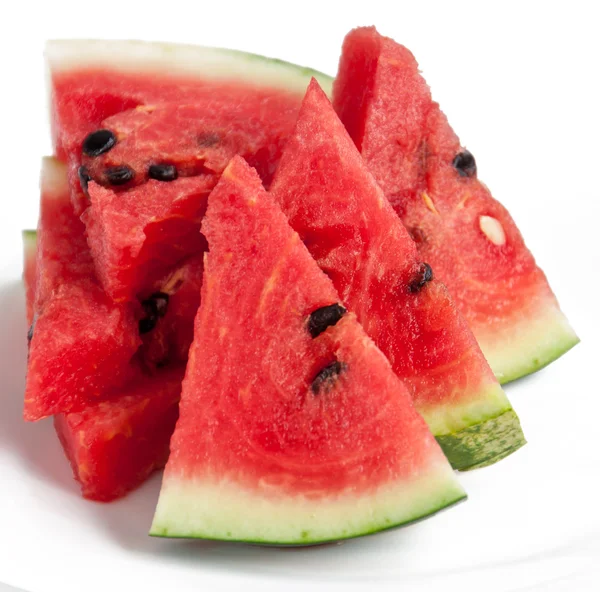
151,157,465,544
332,27,578,384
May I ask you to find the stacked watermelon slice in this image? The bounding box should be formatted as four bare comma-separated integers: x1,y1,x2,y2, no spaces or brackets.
23,29,577,543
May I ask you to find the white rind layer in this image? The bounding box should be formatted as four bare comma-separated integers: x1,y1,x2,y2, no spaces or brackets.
477,300,579,384
418,382,511,437
45,39,333,96
150,459,466,544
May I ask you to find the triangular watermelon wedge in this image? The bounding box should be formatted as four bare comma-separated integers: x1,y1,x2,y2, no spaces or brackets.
24,159,141,420
270,80,524,470
22,228,184,501
333,27,579,383
151,157,465,544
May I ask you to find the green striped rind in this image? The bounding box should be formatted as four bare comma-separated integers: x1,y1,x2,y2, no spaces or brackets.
150,462,466,545
477,301,579,385
418,383,525,471
46,40,333,97
436,409,526,471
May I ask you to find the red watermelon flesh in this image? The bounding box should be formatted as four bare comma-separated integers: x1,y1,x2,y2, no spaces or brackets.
150,157,465,544
139,253,205,366
48,40,332,215
22,231,37,327
84,176,211,301
81,101,303,189
24,159,141,421
270,81,524,470
54,365,183,502
21,224,184,501
332,27,578,383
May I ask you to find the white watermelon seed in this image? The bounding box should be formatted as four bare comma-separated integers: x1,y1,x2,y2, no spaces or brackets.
479,215,506,246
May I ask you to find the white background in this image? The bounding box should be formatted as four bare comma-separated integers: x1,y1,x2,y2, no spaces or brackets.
0,1,599,590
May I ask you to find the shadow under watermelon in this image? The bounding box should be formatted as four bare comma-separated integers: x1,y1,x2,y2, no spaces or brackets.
0,281,76,497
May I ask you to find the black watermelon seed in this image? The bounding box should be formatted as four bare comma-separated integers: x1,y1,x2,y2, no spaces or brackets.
139,315,158,335
307,303,347,338
452,150,477,178
409,226,427,244
149,292,169,318
148,164,178,182
27,323,34,344
139,293,169,334
82,129,117,157
409,262,434,293
311,361,346,395
78,166,91,196
197,133,220,147
105,166,135,186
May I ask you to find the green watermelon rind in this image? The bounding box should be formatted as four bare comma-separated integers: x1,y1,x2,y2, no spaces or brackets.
45,39,333,96
436,409,526,471
150,464,466,545
417,383,525,471
477,297,579,386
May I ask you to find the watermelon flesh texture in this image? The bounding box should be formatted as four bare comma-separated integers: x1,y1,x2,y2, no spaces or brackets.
139,253,205,366
48,40,332,216
151,157,465,544
54,366,183,502
24,159,141,421
22,226,184,501
333,27,578,383
84,176,211,301
81,101,307,189
270,81,524,470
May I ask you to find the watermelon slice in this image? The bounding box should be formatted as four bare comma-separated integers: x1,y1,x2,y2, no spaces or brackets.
151,157,465,544
47,39,332,216
22,230,37,327
54,366,183,502
21,225,184,501
48,39,332,161
83,176,211,300
270,81,524,470
48,40,331,296
24,158,141,421
332,27,579,383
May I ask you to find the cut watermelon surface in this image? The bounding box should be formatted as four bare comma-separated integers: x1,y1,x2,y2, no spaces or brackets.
54,366,183,502
47,39,332,216
333,27,578,383
24,159,141,421
22,225,184,501
48,39,333,160
151,157,465,544
84,176,211,300
270,81,524,470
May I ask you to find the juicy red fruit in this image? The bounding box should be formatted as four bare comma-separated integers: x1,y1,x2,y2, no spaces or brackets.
25,159,141,421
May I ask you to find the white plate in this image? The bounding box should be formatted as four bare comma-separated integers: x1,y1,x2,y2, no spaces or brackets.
0,276,597,592
1,2,599,591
